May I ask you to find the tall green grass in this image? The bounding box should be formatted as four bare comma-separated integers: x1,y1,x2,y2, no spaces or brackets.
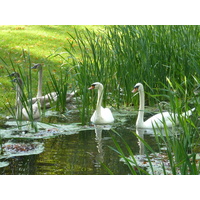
47,67,73,113
57,25,200,123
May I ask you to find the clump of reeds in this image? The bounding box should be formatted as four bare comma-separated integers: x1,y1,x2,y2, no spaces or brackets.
57,25,200,123
47,67,73,113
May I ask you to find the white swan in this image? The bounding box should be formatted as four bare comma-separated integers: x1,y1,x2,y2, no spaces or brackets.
31,64,76,108
13,77,41,120
132,83,195,128
89,82,114,125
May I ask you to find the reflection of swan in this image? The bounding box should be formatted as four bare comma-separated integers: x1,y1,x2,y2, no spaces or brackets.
13,77,41,120
136,129,145,155
132,83,195,128
89,82,114,125
94,125,104,167
31,64,76,108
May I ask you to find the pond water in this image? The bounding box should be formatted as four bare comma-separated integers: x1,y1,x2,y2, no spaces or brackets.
0,109,165,175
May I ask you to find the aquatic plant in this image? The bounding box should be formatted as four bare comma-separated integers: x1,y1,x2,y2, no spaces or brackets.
47,67,72,113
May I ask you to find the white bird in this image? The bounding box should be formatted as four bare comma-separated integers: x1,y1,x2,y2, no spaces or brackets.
31,64,76,108
132,83,195,129
13,77,41,120
89,82,114,125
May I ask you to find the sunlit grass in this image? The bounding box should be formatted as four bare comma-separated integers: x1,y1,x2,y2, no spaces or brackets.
0,25,104,114
0,25,104,67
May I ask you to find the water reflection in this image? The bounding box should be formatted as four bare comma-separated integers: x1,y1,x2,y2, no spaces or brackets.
136,127,181,156
136,129,145,155
94,125,112,168
94,126,104,167
136,128,168,155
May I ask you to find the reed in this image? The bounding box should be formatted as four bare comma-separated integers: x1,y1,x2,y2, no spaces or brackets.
57,25,200,122
47,67,73,113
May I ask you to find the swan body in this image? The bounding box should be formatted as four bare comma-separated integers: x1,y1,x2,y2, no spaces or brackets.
32,64,76,108
21,101,41,120
89,82,114,125
29,91,76,108
132,83,195,129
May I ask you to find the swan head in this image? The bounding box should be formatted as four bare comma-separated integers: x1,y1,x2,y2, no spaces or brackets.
31,63,42,70
88,82,103,90
132,83,144,93
8,72,20,78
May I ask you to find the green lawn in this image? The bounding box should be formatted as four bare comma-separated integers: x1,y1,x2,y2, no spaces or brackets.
0,25,103,66
0,25,104,114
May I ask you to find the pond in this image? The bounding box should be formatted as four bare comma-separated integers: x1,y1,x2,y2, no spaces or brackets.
0,108,179,175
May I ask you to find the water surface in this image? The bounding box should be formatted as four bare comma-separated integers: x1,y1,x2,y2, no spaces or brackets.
0,110,159,175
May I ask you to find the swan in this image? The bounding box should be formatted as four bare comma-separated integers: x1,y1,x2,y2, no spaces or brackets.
9,71,41,119
8,72,21,106
89,82,114,125
132,83,195,128
31,64,76,108
12,77,41,120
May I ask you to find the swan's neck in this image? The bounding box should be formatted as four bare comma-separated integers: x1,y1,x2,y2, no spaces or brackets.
16,82,23,120
37,67,43,98
136,90,145,127
96,86,103,116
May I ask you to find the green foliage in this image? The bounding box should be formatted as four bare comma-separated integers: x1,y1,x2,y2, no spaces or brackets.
54,25,199,123
1,25,199,123
47,67,74,113
0,25,200,174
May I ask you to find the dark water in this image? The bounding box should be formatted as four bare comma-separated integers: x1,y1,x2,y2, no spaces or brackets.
0,111,158,175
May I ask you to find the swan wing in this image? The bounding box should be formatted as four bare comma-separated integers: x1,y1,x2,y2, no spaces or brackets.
144,108,195,129
144,112,175,128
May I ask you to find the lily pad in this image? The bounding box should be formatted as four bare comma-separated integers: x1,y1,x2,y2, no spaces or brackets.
0,121,87,139
120,153,179,175
0,141,44,159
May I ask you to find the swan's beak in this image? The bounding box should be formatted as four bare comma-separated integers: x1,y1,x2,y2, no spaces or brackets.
31,63,41,69
132,88,138,93
88,85,95,90
8,73,14,77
